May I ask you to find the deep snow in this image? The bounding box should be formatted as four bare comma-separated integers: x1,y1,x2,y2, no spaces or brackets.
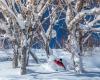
0,47,100,80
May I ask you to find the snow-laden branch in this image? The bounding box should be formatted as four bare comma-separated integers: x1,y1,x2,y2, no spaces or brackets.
68,12,85,30
46,8,57,38
38,0,51,16
68,7,100,30
91,28,100,32
37,0,46,12
82,27,100,45
75,0,84,12
82,33,92,44
0,0,25,31
80,15,100,32
87,15,100,28
42,7,59,24
1,0,17,18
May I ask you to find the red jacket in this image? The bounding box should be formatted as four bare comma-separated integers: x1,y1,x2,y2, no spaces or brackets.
54,59,65,67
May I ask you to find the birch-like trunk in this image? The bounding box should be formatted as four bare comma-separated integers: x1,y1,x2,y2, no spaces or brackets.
20,46,27,75
12,45,18,68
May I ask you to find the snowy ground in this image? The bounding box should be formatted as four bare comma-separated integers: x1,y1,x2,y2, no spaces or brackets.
0,48,100,80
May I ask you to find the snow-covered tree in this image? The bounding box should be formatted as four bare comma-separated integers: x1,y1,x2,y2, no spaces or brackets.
0,0,100,75
65,0,100,72
0,0,59,74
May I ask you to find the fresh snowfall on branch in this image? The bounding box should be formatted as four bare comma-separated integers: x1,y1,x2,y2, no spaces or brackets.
0,0,100,80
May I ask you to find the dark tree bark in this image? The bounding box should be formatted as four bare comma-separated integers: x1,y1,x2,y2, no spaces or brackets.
20,46,27,75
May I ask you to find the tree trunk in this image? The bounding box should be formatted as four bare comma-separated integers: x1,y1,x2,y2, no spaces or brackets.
30,50,39,63
78,30,84,72
12,50,18,68
78,54,84,73
12,44,19,68
45,41,51,57
20,46,27,75
68,33,84,73
26,50,29,66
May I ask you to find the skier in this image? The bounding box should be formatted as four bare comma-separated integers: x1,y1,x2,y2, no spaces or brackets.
48,55,67,71
54,58,66,70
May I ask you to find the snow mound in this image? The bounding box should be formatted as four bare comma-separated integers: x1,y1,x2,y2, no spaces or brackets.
40,63,56,72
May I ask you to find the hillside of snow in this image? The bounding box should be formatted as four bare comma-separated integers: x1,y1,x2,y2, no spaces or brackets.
0,47,100,80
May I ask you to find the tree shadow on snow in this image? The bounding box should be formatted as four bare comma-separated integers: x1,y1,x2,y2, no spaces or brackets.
27,69,100,78
71,71,100,77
